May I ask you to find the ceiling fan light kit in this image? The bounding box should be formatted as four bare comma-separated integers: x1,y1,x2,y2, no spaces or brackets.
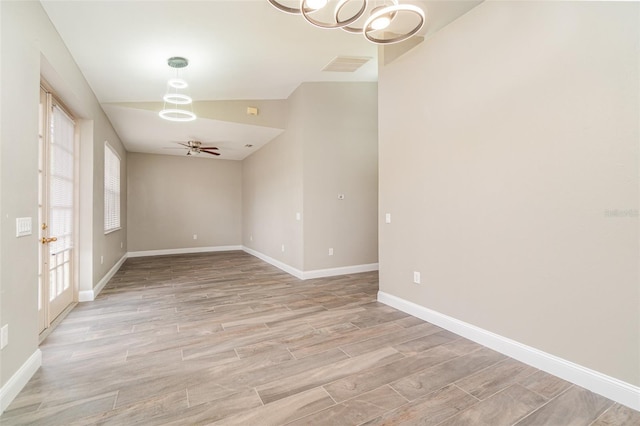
267,0,425,44
159,56,197,122
180,140,220,156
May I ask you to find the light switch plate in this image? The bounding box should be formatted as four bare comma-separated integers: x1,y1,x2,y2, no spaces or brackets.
1,324,8,349
16,217,32,237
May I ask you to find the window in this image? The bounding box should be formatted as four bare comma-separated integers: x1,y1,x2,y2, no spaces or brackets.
104,142,121,233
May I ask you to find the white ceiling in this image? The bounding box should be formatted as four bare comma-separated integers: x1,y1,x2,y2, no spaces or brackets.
41,0,482,160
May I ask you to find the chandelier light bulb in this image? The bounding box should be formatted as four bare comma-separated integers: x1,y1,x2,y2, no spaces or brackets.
337,0,398,34
306,0,328,10
302,0,366,29
158,109,197,122
168,78,188,89
163,93,192,105
370,15,391,30
363,3,425,44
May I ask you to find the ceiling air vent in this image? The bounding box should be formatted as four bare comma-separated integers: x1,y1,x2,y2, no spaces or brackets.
322,56,372,73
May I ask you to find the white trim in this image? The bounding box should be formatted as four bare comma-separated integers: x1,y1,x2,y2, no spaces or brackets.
377,291,640,411
242,246,304,279
301,263,379,280
0,349,42,414
78,253,127,302
242,247,379,281
127,245,243,259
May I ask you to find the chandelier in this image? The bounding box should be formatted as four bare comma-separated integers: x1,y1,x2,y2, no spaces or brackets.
267,0,425,45
159,57,197,122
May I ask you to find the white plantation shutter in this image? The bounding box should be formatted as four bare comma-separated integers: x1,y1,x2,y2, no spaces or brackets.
104,142,121,232
49,105,75,254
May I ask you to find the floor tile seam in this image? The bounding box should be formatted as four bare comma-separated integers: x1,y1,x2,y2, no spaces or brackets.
255,386,269,406
516,380,560,402
510,384,576,426
587,405,611,426
513,365,543,387
289,329,396,358
337,339,403,358
286,347,299,360
112,390,120,410
391,329,467,353
543,381,575,401
451,382,482,402
404,387,473,426
387,367,437,401
457,380,521,404
252,347,373,396
450,357,521,400
39,390,120,415
417,383,483,426
319,352,422,404
185,387,192,408
379,349,470,394
387,382,411,405
280,386,338,426
350,384,409,412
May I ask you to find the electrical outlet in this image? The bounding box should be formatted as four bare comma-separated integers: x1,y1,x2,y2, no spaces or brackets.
1,324,8,349
413,271,421,284
328,248,334,256
385,213,391,224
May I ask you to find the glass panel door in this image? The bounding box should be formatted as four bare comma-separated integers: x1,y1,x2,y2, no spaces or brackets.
39,88,76,331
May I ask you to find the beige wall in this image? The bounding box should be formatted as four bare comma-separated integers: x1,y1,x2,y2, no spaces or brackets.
127,153,242,252
242,82,378,273
301,83,378,270
0,1,127,391
242,88,304,270
379,1,639,386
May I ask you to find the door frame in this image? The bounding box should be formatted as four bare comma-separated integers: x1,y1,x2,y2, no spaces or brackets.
39,81,80,336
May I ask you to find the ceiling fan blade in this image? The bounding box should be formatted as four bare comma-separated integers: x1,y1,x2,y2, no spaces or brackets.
177,142,191,148
200,146,219,150
202,150,221,156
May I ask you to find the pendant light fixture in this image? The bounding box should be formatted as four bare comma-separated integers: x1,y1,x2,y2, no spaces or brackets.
266,0,426,45
301,0,367,30
338,0,399,34
362,2,425,44
159,57,196,122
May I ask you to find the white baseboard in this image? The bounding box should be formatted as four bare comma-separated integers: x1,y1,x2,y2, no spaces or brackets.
301,263,379,280
378,291,640,412
0,349,42,414
242,247,379,281
127,245,243,259
242,247,304,279
78,253,128,302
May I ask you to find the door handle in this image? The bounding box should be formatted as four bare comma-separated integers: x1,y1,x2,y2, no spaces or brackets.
40,236,58,244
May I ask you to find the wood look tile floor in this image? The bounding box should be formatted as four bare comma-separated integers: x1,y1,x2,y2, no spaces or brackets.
2,251,639,425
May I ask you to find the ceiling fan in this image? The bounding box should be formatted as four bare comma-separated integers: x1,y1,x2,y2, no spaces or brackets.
168,140,220,156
